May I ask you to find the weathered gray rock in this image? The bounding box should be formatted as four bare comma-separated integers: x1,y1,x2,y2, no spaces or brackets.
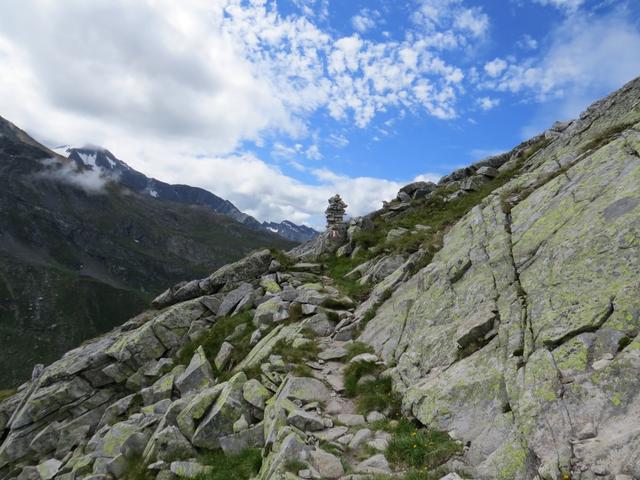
361,83,640,479
217,283,254,317
287,409,325,431
354,454,391,475
219,423,265,455
175,346,215,396
199,249,273,294
309,449,344,479
170,462,213,479
214,342,235,371
191,372,249,449
149,426,196,462
386,227,408,242
280,377,331,403
242,379,271,410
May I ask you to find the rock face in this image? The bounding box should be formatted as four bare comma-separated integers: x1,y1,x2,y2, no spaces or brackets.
361,77,640,479
1,77,639,480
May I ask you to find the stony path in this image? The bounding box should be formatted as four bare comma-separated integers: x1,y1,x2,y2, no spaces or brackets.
273,334,396,479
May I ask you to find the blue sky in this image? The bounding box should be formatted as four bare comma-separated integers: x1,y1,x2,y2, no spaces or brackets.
1,0,639,227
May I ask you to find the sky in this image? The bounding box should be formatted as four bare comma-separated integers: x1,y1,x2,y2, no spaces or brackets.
0,0,639,228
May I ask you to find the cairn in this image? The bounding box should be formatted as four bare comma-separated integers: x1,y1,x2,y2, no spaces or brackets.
325,194,347,238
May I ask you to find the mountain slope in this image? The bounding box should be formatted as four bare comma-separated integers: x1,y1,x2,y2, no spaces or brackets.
54,146,319,242
0,78,638,480
0,117,295,388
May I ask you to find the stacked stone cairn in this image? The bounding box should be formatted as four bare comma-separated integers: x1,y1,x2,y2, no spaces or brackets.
325,194,347,239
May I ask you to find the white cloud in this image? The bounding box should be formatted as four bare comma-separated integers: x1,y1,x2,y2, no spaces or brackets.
481,12,640,104
0,0,477,225
36,158,115,194
517,34,538,50
532,0,584,12
413,0,489,40
477,96,500,111
477,11,640,137
351,9,379,33
305,144,323,160
484,58,507,77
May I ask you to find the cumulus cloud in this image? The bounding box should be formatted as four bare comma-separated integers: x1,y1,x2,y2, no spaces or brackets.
351,9,379,33
0,0,476,224
484,58,507,77
477,96,500,111
412,0,489,40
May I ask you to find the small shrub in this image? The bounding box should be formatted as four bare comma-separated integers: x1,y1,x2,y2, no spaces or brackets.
386,420,461,471
197,449,262,480
343,360,401,416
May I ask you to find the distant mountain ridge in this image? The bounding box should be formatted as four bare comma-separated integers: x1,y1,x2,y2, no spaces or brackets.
0,116,295,387
53,145,319,242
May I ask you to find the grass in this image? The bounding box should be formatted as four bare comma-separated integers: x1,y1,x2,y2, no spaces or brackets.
0,389,16,402
195,449,262,480
345,341,375,360
579,121,637,154
175,311,255,378
323,255,373,302
343,359,401,416
271,337,320,366
284,459,307,473
385,420,462,472
270,249,295,269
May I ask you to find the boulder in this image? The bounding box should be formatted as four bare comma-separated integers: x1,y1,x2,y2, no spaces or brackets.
191,372,249,449
217,283,254,317
477,166,499,178
170,462,213,479
176,384,226,440
287,409,325,432
280,377,331,403
386,228,409,242
354,454,391,475
175,346,215,396
242,379,271,410
309,449,344,479
199,249,273,294
214,342,235,371
219,423,265,455
150,426,196,462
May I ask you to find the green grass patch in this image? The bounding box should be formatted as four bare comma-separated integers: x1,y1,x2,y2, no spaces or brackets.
175,311,255,378
323,256,373,302
196,449,262,480
386,420,461,472
343,360,401,416
0,389,16,403
284,459,307,473
270,249,295,269
272,337,320,365
579,121,637,154
346,341,375,361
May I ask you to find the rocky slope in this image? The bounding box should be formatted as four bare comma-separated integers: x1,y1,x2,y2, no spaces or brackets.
0,117,295,388
0,77,638,480
53,146,319,243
